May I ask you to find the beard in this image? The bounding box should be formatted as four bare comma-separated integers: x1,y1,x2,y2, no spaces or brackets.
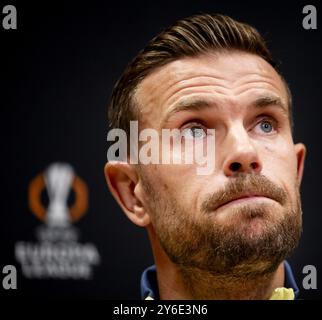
142,173,302,278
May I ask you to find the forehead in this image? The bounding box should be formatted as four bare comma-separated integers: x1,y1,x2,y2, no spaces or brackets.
135,51,288,127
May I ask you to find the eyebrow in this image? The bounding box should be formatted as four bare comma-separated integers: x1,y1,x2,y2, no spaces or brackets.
252,95,288,113
161,98,214,126
161,94,288,126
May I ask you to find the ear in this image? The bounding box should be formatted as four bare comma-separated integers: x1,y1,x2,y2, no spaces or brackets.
104,161,150,227
294,143,306,185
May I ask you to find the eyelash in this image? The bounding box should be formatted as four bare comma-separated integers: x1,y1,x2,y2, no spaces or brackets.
180,121,207,132
180,118,206,128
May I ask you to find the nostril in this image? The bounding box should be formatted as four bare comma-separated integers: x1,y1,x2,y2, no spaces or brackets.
250,162,259,170
229,162,241,172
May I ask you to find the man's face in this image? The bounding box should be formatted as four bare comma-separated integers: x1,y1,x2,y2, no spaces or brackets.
135,51,304,276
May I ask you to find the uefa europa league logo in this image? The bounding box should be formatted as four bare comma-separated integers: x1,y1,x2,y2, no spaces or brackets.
28,162,88,227
17,163,100,279
44,163,74,227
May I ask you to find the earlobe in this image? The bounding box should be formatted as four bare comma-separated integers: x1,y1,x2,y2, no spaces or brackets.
104,162,150,227
294,143,306,184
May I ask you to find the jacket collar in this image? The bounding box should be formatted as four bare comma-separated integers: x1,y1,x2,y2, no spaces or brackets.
140,261,299,300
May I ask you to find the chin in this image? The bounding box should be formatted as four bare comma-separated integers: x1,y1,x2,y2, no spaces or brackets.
215,204,282,235
239,216,272,240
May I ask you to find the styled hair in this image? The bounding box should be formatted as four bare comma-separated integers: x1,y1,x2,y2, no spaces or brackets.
108,13,292,133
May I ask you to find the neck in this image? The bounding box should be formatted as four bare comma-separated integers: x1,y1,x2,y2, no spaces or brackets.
148,228,285,300
160,263,284,300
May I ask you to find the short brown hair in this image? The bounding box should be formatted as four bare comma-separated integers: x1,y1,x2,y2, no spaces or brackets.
108,13,292,133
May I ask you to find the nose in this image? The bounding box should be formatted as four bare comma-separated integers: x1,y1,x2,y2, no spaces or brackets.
223,125,262,177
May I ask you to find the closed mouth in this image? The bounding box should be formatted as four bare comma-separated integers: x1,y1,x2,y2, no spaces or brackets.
214,193,274,211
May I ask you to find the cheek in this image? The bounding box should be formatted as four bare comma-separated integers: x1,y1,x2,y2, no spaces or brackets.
260,140,299,195
145,164,187,195
148,164,205,211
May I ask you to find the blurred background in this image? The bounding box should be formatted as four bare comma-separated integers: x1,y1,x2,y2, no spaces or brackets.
0,0,321,299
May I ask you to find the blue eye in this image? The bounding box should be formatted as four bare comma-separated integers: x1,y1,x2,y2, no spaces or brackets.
182,126,206,139
260,121,273,133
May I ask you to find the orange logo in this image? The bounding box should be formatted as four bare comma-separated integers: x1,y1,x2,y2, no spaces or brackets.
28,163,88,225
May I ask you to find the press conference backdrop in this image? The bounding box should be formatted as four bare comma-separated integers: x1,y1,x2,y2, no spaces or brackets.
0,0,321,299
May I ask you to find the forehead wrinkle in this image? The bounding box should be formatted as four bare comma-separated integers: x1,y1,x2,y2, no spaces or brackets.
164,79,285,112
161,74,242,109
164,89,287,119
139,75,286,121
235,72,280,82
233,84,285,98
164,84,234,108
233,83,288,107
162,68,285,108
233,76,284,91
135,52,288,127
138,57,233,101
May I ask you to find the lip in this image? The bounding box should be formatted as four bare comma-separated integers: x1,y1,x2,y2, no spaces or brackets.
215,194,274,211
